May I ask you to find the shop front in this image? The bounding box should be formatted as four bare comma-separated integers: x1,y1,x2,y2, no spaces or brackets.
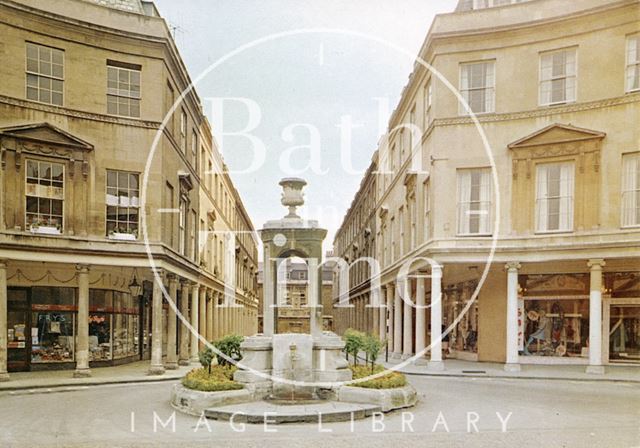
6,286,149,372
603,272,640,365
443,280,479,361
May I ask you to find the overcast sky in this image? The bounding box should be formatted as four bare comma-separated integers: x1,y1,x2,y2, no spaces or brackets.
153,0,459,252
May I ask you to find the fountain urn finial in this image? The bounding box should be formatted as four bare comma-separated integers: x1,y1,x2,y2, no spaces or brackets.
279,177,307,219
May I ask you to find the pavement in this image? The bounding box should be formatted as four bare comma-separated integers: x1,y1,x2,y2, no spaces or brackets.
0,361,194,393
0,357,638,395
382,358,640,383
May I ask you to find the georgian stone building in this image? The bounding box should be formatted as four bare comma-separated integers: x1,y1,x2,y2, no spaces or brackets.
333,0,640,373
0,0,258,379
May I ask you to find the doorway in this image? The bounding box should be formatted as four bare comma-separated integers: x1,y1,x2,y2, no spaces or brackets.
604,298,640,364
7,288,30,372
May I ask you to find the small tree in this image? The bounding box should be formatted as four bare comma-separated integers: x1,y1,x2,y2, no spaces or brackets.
363,334,383,374
213,334,244,366
198,344,215,374
343,328,365,366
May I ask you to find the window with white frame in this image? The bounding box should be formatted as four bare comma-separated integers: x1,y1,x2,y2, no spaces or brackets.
409,106,418,152
107,62,141,117
540,48,577,106
457,168,492,235
622,153,640,227
26,160,64,231
626,35,640,93
460,61,495,115
423,180,431,241
535,162,575,232
409,195,416,249
191,130,198,168
106,170,140,237
424,80,433,127
179,196,187,255
180,109,187,153
26,42,64,106
399,207,405,256
390,217,396,263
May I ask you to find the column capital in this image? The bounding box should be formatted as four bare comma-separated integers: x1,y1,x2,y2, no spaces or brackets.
180,278,192,287
75,264,90,274
505,261,521,272
588,259,606,270
166,273,178,284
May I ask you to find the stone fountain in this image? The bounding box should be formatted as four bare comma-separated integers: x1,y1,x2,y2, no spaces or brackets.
233,177,352,400
171,178,416,423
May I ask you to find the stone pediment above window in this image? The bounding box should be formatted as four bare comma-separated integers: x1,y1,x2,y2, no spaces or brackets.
0,122,93,176
0,122,93,153
178,172,194,195
508,123,606,179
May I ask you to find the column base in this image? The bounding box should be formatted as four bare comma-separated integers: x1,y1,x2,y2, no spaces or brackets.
427,360,445,371
190,356,200,364
391,352,402,360
503,363,521,372
73,368,92,378
148,364,166,375
401,353,414,361
0,372,9,382
165,361,179,370
178,359,190,366
586,365,605,375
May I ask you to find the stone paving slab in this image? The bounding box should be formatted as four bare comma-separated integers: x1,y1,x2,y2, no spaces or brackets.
204,400,382,424
382,359,640,383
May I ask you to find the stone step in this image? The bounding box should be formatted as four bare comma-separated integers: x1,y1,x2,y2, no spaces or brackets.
204,400,382,424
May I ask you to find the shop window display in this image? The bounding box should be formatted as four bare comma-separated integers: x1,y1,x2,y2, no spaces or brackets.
31,287,76,364
523,298,589,357
112,292,138,359
609,305,640,363
443,282,479,356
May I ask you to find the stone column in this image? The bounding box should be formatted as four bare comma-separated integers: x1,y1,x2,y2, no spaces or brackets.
191,283,202,362
199,286,206,346
0,261,9,381
505,262,521,372
263,247,274,336
74,264,91,378
148,270,165,375
587,259,606,374
393,282,403,358
178,281,190,366
415,274,427,364
386,284,394,353
165,276,178,369
206,291,214,341
214,293,222,340
428,263,444,371
372,292,380,338
402,279,413,360
378,288,386,341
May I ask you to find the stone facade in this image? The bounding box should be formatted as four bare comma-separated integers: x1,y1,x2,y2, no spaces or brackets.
0,0,258,379
333,0,640,373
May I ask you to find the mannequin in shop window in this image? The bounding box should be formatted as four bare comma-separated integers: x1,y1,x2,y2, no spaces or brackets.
524,310,551,355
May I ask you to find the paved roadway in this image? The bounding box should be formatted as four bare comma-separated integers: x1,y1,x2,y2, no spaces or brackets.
0,375,638,448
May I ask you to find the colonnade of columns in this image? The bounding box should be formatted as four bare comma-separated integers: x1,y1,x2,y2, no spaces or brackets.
336,259,608,374
148,270,258,375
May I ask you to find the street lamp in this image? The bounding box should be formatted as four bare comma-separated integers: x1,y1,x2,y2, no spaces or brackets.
128,268,142,297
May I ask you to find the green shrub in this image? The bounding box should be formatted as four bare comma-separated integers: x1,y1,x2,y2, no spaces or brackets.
198,345,216,374
343,328,365,365
213,334,244,366
363,334,384,373
181,366,243,392
349,364,407,389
